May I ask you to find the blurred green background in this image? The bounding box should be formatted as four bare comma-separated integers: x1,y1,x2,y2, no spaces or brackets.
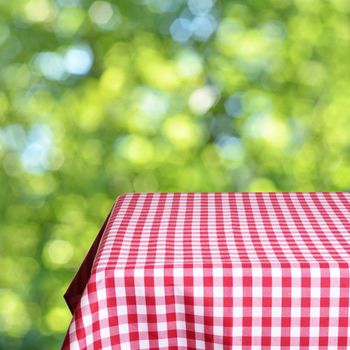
1,0,350,348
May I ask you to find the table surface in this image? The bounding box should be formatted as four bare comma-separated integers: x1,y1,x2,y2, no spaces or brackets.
63,192,350,349
93,192,350,270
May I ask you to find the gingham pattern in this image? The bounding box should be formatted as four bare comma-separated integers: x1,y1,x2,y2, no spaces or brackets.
62,192,350,349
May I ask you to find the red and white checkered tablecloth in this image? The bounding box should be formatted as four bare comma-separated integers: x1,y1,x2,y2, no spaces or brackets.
62,192,350,349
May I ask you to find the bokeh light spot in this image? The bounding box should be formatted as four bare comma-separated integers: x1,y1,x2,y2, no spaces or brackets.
215,135,245,162
35,52,66,81
188,0,214,15
138,88,168,119
224,93,243,118
44,240,74,265
25,0,54,23
115,135,155,164
20,124,53,174
245,113,290,148
189,86,219,114
143,0,177,13
175,50,203,79
100,67,126,95
64,44,93,76
1,124,26,151
0,290,31,337
162,114,203,149
45,307,71,333
298,61,326,86
192,15,217,41
170,18,192,43
54,7,86,36
89,1,114,26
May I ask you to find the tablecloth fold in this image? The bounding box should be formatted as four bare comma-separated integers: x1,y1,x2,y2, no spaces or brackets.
64,207,112,314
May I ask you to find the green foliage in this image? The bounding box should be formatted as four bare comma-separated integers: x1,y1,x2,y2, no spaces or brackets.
1,0,350,348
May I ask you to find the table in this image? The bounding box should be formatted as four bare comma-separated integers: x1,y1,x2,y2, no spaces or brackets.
62,192,350,349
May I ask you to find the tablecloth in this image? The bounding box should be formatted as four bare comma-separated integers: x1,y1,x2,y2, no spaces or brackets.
62,192,350,349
